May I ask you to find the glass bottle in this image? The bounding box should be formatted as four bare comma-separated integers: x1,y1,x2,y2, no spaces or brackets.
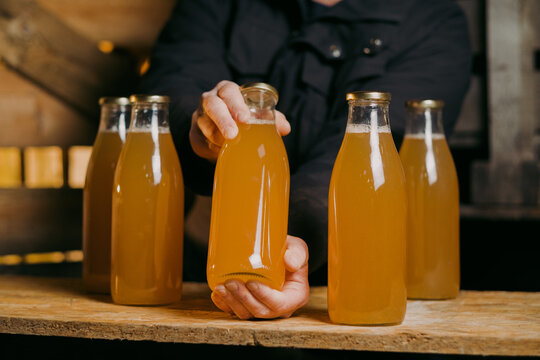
328,91,407,325
83,97,130,294
207,82,290,291
111,95,184,305
399,99,460,299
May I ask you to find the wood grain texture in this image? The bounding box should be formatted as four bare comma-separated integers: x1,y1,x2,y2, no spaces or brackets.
36,0,176,52
0,190,82,254
0,0,134,117
0,276,538,356
0,67,96,147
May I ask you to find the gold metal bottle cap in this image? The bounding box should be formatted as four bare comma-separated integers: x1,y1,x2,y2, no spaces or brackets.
240,82,279,102
129,94,171,103
99,97,130,106
405,99,445,109
346,91,391,101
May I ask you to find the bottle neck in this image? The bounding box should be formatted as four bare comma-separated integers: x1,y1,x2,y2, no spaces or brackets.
346,99,391,191
130,103,170,131
405,108,445,137
99,104,130,141
347,100,390,132
246,105,276,124
242,89,277,124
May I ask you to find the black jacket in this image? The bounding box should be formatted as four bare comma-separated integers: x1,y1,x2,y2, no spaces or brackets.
140,0,472,273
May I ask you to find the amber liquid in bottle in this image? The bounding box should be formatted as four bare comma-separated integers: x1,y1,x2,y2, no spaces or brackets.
399,101,459,299
328,94,407,325
111,97,183,305
83,99,129,294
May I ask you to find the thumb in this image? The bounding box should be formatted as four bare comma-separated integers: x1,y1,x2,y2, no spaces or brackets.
284,236,308,272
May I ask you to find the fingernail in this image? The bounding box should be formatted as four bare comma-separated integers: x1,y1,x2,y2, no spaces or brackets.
225,281,238,292
285,250,302,270
246,281,258,292
226,127,238,139
240,112,250,123
215,285,227,296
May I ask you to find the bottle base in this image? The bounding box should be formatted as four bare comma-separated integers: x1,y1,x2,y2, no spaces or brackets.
329,315,405,327
112,300,181,307
111,295,182,306
328,308,406,326
407,294,459,300
208,272,283,291
331,320,404,326
83,274,110,294
407,289,460,300
111,286,183,306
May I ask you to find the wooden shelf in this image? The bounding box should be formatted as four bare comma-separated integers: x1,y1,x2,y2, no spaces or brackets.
0,276,538,356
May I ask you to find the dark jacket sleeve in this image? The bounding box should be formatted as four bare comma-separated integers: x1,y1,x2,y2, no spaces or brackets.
288,2,472,273
138,0,233,195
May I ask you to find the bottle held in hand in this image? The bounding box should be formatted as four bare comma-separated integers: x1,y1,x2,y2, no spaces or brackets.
207,83,290,291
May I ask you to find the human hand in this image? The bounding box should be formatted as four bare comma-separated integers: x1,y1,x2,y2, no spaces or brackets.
210,235,310,319
190,80,291,161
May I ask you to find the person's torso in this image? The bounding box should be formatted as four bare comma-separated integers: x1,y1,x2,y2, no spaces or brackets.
223,0,423,169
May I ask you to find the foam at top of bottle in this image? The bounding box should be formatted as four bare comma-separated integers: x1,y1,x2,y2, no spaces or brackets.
346,123,391,134
246,119,275,125
128,127,170,134
404,133,445,140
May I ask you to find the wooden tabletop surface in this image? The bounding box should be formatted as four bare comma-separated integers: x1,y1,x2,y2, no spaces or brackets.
0,275,538,356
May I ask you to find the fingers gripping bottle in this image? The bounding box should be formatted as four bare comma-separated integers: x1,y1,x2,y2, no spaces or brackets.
328,91,407,325
111,95,184,305
83,97,130,294
207,82,290,291
399,100,460,300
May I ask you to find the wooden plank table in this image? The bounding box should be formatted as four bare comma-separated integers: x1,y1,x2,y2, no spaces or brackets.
0,276,538,357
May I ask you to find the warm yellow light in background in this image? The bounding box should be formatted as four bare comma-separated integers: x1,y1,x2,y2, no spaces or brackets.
24,251,65,264
139,57,150,76
98,40,115,54
0,254,23,266
68,146,92,188
0,250,84,266
65,250,84,262
24,146,63,188
0,147,22,187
